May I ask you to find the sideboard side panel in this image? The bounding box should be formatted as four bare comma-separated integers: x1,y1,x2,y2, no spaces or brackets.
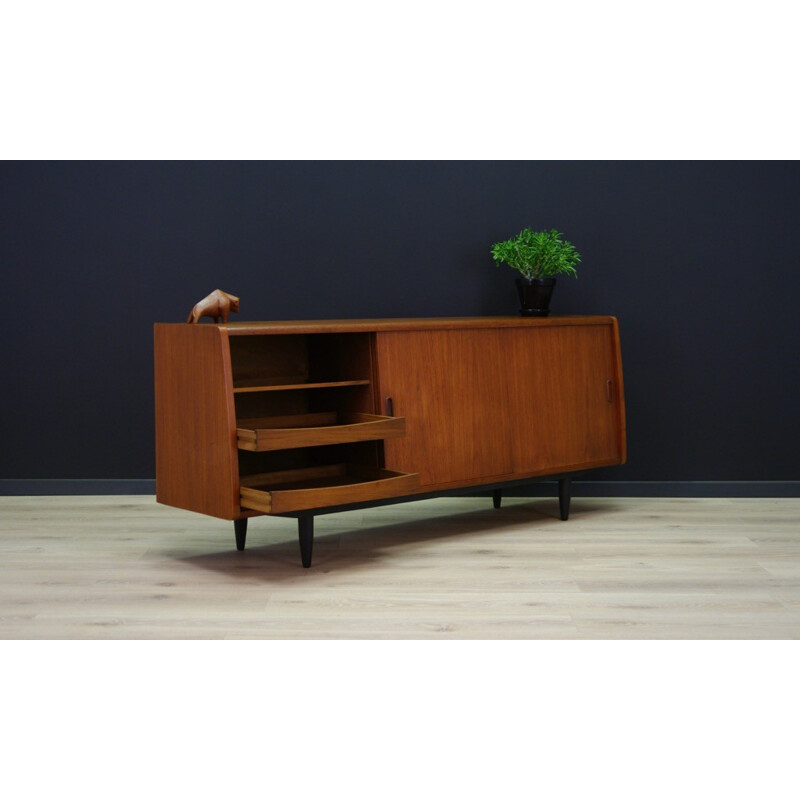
154,324,239,519
611,316,627,464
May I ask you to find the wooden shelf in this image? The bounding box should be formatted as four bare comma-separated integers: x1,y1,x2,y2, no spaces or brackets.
237,411,405,452
239,464,419,514
232,379,370,394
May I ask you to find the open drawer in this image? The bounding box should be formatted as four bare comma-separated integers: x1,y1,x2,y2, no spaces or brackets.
239,464,420,514
237,411,406,452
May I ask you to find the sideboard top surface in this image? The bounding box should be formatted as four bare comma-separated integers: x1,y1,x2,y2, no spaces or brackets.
155,316,617,336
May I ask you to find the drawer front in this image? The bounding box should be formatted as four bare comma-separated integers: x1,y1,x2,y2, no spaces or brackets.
239,466,419,514
237,412,405,452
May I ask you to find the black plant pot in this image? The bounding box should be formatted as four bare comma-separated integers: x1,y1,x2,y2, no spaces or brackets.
516,277,556,316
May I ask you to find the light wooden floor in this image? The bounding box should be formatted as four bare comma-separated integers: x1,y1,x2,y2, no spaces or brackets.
1,495,799,639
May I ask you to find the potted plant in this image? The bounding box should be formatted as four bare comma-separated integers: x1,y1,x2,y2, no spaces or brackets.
491,228,581,316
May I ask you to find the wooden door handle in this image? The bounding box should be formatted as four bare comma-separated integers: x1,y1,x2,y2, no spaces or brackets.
606,380,614,403
385,397,395,416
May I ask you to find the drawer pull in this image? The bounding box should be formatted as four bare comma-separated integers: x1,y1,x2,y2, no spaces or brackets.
606,379,614,403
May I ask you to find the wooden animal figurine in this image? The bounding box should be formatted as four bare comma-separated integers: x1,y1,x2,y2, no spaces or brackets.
187,289,240,323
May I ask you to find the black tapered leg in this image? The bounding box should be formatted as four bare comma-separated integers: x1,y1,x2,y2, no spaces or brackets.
558,478,572,521
298,513,314,568
234,518,248,551
492,489,502,509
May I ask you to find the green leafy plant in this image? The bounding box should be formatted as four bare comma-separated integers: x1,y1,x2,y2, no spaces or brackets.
491,228,581,280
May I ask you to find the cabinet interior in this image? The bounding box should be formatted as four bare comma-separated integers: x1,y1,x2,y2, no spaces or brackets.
229,333,383,486
230,333,371,386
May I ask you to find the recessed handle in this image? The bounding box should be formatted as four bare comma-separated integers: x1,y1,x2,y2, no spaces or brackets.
385,397,394,416
606,380,614,403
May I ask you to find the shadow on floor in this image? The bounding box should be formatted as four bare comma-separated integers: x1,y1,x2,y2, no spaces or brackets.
177,498,626,582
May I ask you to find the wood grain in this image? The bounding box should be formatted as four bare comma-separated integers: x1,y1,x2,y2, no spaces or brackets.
237,412,405,451
506,323,624,473
610,316,627,463
232,379,370,394
217,316,617,335
154,324,239,519
2,495,799,639
240,465,419,514
239,464,346,488
375,329,515,487
229,334,307,386
374,323,626,490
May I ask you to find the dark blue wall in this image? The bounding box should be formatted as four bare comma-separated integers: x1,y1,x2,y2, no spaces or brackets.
2,161,798,484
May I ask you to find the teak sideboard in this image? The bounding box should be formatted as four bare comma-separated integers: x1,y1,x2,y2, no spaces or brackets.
154,316,626,567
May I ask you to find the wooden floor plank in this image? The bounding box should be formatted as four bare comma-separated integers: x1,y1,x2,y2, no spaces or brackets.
1,495,799,639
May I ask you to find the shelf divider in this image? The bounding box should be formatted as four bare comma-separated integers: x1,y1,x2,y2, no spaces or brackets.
232,379,370,394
